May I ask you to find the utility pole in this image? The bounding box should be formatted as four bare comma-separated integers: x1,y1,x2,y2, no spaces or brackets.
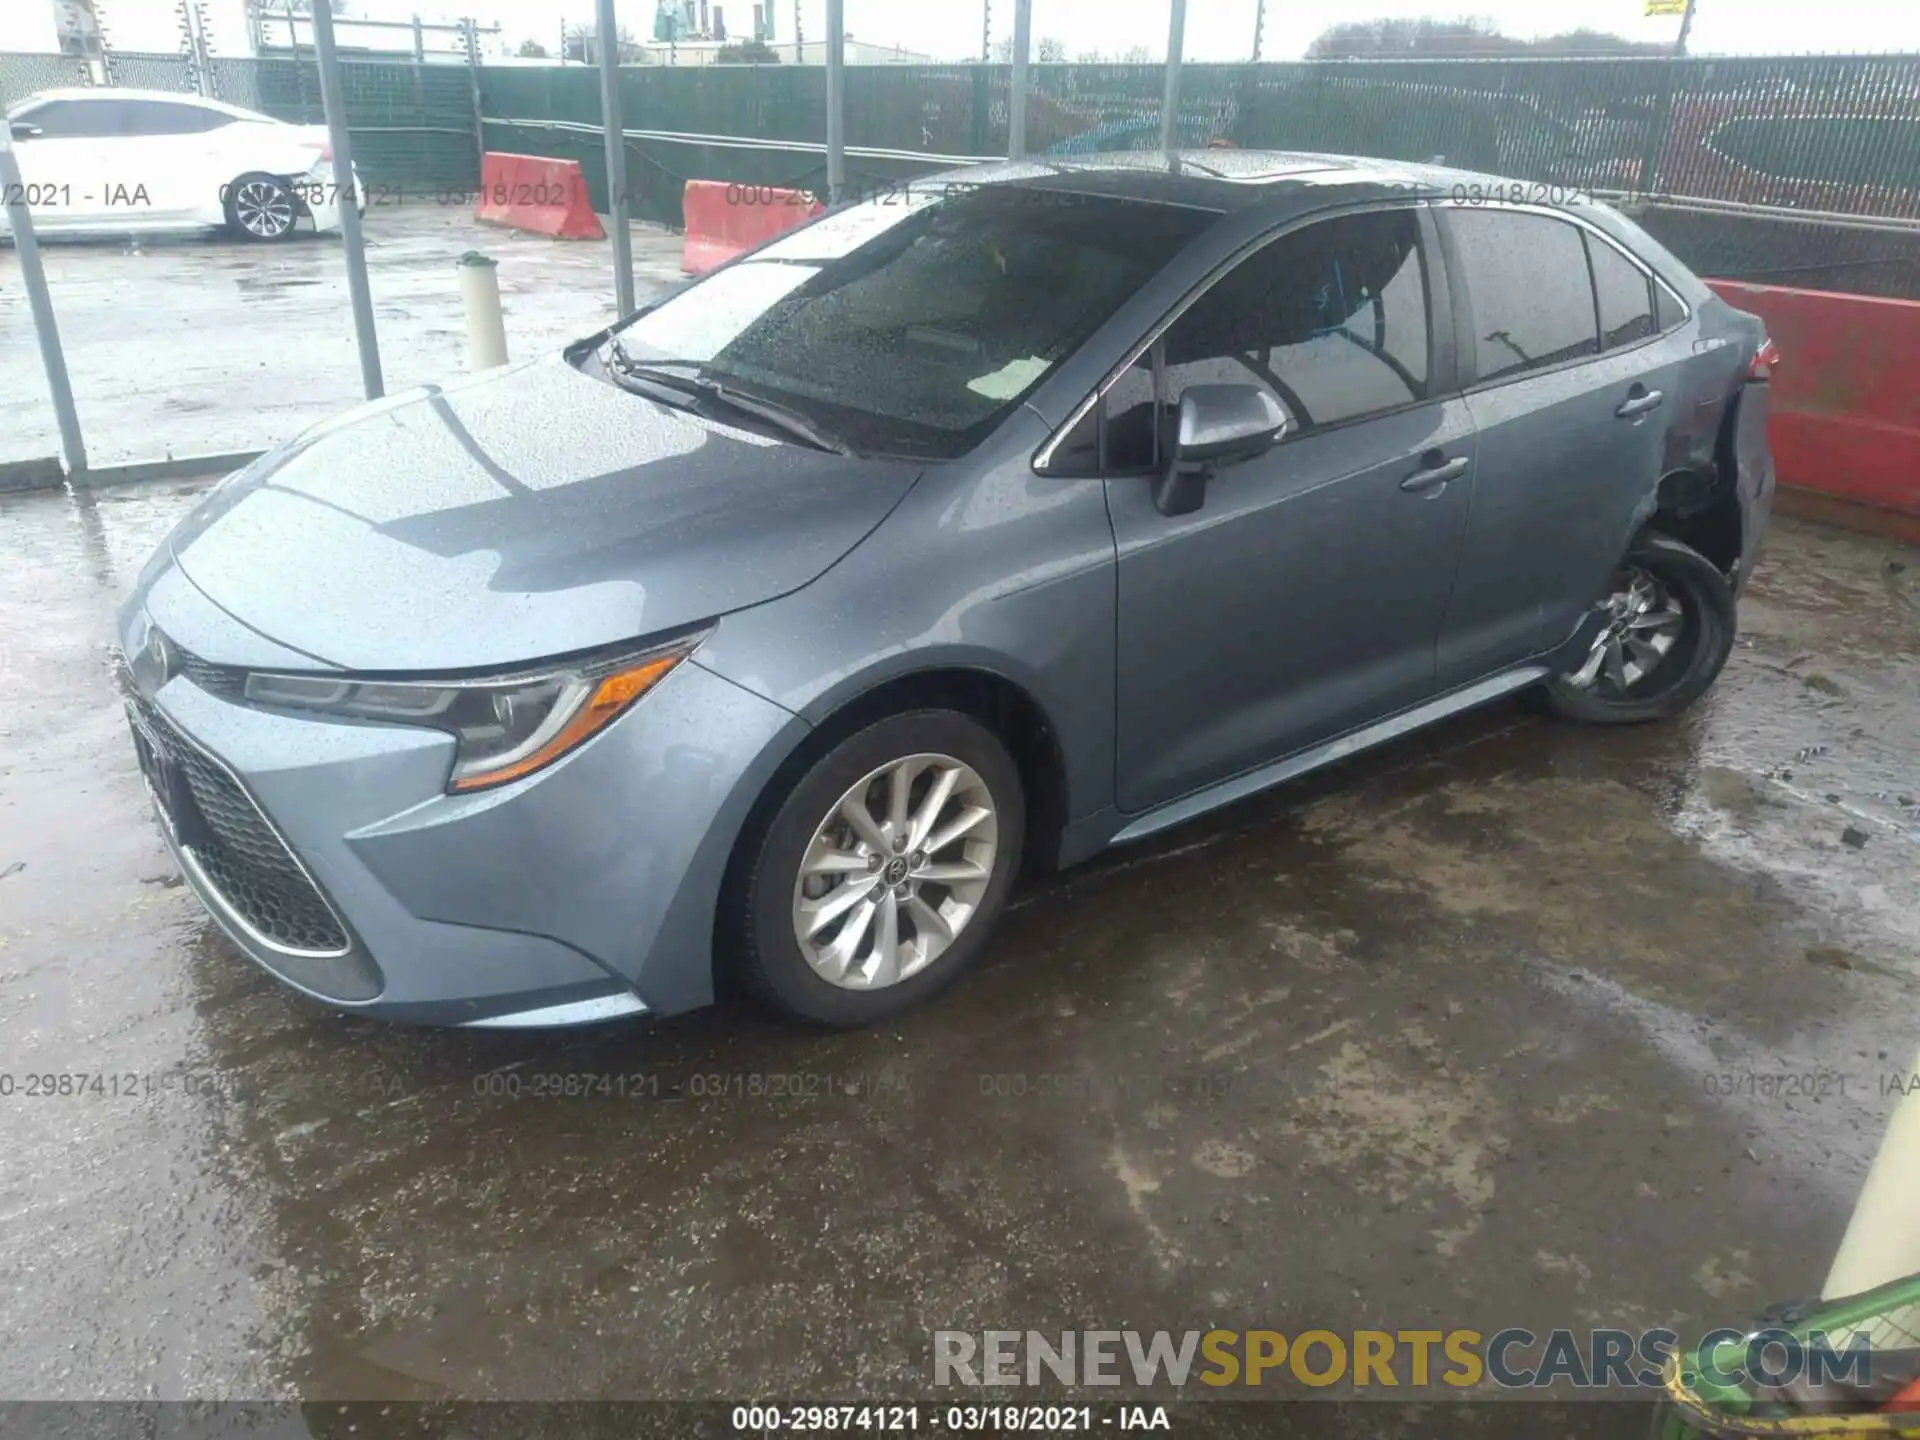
1673,0,1698,56
981,0,990,62
1252,0,1265,61
793,0,802,62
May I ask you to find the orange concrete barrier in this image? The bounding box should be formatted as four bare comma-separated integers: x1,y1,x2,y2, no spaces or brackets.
681,179,822,274
474,152,603,240
1707,279,1920,519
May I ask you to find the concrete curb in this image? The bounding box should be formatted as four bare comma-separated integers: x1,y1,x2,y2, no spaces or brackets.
0,451,263,495
0,457,65,494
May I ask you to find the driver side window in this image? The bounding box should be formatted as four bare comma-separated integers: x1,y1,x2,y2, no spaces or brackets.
1071,207,1433,475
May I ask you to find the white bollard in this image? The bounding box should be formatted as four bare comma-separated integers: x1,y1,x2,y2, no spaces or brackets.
1822,1046,1920,1300
457,251,509,372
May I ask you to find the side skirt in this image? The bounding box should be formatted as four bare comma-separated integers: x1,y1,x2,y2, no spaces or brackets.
1105,665,1551,849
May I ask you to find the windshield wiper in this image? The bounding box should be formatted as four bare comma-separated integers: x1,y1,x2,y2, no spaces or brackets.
607,349,853,455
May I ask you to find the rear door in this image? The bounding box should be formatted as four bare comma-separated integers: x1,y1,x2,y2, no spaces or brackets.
1101,204,1477,813
113,99,233,222
1433,203,1686,687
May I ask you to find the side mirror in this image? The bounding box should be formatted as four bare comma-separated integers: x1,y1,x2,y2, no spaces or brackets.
10,122,43,141
1153,383,1288,517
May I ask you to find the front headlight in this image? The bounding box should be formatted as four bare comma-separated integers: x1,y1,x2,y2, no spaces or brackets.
242,637,701,792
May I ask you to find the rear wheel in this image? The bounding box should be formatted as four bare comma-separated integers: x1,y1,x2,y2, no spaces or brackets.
728,710,1025,1027
224,173,298,242
1539,532,1736,724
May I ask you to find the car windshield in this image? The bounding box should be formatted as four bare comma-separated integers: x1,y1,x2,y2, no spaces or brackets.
608,183,1217,459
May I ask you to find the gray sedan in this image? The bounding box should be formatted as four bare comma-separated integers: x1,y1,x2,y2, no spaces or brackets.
117,151,1776,1028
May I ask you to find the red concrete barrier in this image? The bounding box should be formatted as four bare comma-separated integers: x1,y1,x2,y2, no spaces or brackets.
681,180,822,274
1707,279,1920,519
474,152,603,240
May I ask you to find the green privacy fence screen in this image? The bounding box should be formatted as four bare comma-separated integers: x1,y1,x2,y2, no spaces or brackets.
477,53,1920,229
5,51,1918,232
0,52,477,194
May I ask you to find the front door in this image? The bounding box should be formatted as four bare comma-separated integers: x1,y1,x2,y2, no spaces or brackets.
1105,206,1476,814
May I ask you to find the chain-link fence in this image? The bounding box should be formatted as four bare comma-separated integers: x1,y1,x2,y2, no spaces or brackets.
0,51,89,102
1,51,480,195
9,49,1919,224
476,53,1920,228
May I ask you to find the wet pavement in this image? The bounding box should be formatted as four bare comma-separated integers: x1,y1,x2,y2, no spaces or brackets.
1,206,686,469
1,483,1917,1407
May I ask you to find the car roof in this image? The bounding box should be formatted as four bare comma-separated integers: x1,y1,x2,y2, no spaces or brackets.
9,88,276,122
956,149,1580,216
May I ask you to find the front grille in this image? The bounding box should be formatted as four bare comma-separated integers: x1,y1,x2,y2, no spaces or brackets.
133,698,350,957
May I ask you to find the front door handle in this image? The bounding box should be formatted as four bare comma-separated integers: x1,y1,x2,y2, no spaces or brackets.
1400,454,1470,494
1616,387,1666,419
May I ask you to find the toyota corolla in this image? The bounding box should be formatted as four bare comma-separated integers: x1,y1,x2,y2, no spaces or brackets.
117,151,1775,1029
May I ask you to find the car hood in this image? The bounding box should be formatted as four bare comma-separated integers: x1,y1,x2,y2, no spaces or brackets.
168,358,923,672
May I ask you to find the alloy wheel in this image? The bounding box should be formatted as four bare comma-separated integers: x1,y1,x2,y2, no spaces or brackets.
790,752,999,991
1566,565,1687,697
234,180,295,239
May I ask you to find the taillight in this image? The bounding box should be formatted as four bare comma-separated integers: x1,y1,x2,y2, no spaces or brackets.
1750,337,1781,380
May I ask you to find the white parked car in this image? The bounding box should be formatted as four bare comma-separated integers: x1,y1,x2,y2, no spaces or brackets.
3,88,363,242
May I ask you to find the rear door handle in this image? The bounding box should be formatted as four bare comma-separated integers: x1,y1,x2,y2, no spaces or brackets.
1400,454,1470,494
1616,388,1665,419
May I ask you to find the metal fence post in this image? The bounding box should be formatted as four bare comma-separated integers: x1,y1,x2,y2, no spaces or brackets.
310,0,384,400
1008,0,1030,160
463,17,485,184
0,133,87,476
1159,0,1187,154
595,0,635,314
825,0,845,205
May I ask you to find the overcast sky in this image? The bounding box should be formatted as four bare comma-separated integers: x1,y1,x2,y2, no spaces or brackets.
355,0,1920,59
12,0,1920,61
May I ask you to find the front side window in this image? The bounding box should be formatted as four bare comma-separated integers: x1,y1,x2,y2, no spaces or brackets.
15,100,121,139
607,185,1216,459
1449,209,1600,383
1068,208,1432,474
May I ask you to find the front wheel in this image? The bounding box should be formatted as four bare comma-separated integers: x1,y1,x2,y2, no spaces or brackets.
224,173,299,242
1538,532,1736,725
728,710,1025,1027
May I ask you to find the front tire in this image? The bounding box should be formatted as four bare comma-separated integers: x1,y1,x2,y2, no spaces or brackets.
1539,532,1736,724
729,710,1025,1027
224,173,299,242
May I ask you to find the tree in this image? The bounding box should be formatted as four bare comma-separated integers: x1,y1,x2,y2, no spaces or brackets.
562,21,643,63
1119,45,1151,63
1036,36,1066,62
714,38,781,63
516,38,549,58
1306,15,1666,57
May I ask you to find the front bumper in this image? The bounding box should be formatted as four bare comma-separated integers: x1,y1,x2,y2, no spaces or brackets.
120,596,804,1027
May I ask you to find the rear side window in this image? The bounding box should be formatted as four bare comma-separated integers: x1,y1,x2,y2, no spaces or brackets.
1449,209,1599,383
1587,234,1656,349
